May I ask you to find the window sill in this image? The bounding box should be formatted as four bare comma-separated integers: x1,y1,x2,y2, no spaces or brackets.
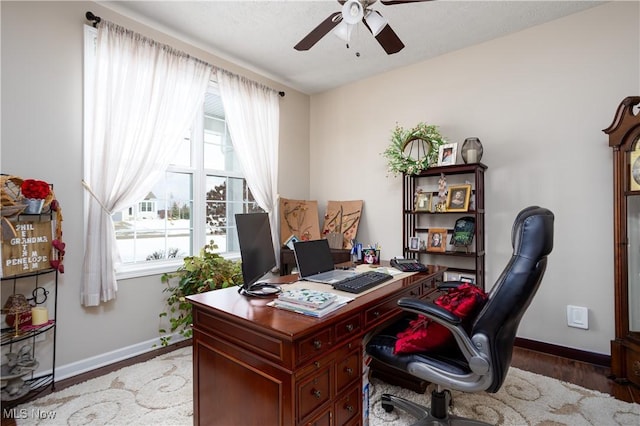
115,253,242,280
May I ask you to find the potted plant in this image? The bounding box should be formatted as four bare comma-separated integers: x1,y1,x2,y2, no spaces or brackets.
158,241,243,346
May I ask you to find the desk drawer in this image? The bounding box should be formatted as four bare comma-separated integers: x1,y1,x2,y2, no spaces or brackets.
335,314,361,343
298,365,332,420
297,329,333,364
336,348,360,392
334,385,361,425
364,288,414,327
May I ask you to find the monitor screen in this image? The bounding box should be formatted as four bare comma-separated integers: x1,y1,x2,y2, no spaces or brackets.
235,212,276,290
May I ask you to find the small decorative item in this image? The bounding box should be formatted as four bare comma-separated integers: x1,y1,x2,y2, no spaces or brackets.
362,248,380,265
437,173,447,203
383,122,448,176
445,184,472,212
437,143,457,166
461,137,483,164
435,202,446,213
409,236,420,251
414,190,431,212
450,216,475,247
426,228,447,252
20,179,50,214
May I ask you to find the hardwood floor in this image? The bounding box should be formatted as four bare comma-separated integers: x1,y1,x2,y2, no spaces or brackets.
511,346,640,404
2,343,638,426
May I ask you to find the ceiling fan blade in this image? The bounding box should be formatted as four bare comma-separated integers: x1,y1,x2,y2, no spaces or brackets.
373,23,405,54
294,12,342,51
380,0,433,5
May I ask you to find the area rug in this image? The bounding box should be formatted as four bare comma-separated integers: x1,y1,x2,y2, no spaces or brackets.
15,346,640,425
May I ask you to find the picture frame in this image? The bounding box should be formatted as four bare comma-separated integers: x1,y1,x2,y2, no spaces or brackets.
450,216,475,247
446,184,472,212
426,228,447,252
414,191,431,212
437,143,458,166
409,236,420,251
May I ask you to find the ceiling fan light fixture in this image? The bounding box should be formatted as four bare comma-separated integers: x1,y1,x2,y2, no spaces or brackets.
342,0,364,25
365,10,387,37
333,21,354,42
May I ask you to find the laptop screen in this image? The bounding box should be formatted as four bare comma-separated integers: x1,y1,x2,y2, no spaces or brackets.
293,239,336,278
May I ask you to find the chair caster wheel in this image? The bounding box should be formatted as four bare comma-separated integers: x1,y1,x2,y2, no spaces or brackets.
381,394,394,413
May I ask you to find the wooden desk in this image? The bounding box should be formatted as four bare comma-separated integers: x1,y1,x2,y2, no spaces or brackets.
187,265,446,426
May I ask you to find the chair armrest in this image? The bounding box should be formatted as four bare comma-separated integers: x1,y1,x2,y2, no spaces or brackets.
437,281,464,291
397,297,461,325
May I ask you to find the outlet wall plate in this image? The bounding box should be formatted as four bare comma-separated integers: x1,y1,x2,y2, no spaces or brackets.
567,305,589,329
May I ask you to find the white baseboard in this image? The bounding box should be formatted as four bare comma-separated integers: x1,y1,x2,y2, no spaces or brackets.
54,334,187,381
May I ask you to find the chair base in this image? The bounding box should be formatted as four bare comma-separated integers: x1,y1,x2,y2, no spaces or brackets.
380,390,491,426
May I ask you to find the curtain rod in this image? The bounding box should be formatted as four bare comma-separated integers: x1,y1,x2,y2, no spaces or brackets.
85,11,285,98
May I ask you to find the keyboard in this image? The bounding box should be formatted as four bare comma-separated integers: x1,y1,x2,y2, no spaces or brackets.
333,271,393,294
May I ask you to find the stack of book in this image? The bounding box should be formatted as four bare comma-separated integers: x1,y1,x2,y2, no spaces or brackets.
271,288,352,318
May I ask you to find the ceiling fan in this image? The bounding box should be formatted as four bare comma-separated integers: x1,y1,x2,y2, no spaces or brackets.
294,0,433,55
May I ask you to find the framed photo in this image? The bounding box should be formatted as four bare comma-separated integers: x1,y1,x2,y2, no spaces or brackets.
438,143,457,166
446,184,472,212
409,236,420,251
450,216,475,247
426,228,447,252
414,191,431,212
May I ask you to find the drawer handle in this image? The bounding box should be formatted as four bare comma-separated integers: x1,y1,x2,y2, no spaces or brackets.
344,404,354,413
373,311,380,318
344,367,353,376
345,324,354,332
314,361,320,368
313,340,322,350
312,389,322,399
633,360,640,376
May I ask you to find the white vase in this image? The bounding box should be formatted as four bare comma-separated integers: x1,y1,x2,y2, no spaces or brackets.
24,198,44,214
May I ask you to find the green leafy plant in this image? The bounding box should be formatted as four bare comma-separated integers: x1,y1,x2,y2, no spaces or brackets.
158,241,243,346
382,122,447,176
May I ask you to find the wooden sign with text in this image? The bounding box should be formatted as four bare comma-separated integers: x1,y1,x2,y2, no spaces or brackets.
1,220,52,277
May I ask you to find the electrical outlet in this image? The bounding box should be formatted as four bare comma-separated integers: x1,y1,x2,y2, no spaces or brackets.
567,305,589,329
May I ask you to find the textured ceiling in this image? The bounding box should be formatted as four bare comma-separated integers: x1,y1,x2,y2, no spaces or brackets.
101,1,604,94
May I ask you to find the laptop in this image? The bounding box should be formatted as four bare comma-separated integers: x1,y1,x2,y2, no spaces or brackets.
293,239,360,284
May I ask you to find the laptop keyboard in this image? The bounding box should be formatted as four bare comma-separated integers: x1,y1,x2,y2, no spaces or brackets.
333,271,393,294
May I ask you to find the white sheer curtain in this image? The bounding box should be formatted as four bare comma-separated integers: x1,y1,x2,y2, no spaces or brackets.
216,70,281,265
82,21,212,306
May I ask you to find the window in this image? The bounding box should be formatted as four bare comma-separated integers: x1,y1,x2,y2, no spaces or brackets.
113,87,262,275
85,26,260,278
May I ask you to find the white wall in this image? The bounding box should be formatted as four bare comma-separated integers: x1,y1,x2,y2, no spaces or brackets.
309,1,639,355
0,1,310,374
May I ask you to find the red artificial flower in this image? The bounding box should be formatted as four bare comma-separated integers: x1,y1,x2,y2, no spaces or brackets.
21,179,50,199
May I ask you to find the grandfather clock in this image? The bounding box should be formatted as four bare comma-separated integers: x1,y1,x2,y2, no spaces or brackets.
604,96,640,387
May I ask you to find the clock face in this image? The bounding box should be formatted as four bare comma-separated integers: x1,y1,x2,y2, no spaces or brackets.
632,156,640,185
631,145,640,191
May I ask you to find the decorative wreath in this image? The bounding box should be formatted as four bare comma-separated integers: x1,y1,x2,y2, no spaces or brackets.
382,122,447,176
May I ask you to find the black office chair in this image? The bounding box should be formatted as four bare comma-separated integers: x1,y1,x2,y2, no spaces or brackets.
366,206,554,425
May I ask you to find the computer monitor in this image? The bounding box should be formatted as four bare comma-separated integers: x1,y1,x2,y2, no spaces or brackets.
235,212,280,296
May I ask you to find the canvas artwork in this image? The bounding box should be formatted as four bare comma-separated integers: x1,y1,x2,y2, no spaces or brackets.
279,198,321,245
321,200,363,249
